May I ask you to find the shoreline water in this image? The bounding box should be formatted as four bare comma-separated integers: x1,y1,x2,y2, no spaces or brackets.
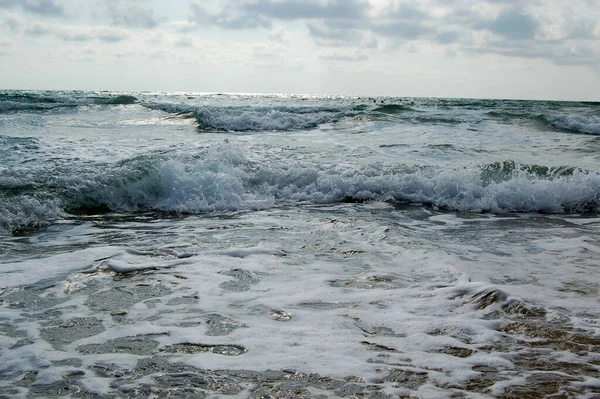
1,91,599,398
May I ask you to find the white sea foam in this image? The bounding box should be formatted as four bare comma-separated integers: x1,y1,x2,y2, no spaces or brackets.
1,205,599,397
0,247,122,288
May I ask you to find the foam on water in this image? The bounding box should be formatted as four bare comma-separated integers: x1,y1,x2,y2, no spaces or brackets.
1,207,599,398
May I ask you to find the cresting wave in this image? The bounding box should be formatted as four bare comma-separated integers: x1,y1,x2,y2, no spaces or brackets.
545,114,600,135
2,148,599,235
142,101,474,131
142,102,357,131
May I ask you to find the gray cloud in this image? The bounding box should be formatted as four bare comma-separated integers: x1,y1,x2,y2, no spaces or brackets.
23,0,65,16
381,4,429,21
307,21,370,47
483,9,538,40
189,2,271,30
240,0,369,21
24,22,52,36
0,38,11,54
435,31,461,45
106,1,160,29
373,21,432,40
187,0,370,31
0,0,65,17
96,30,129,43
308,21,379,49
467,38,600,67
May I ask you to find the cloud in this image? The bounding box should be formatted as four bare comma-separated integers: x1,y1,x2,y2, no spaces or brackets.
8,15,131,43
241,0,369,20
317,48,367,61
0,0,65,17
482,9,538,40
307,21,375,47
187,0,370,31
268,25,290,44
467,37,600,67
174,37,194,48
373,21,432,40
252,42,284,58
2,0,598,73
175,0,600,69
435,30,461,44
188,2,271,30
106,1,160,29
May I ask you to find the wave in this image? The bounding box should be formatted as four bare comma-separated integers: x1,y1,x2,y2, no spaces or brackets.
143,101,466,131
485,110,529,119
0,100,80,112
0,91,138,113
0,194,64,235
483,109,600,135
372,104,416,114
2,147,599,235
143,103,353,132
94,94,138,105
545,114,600,135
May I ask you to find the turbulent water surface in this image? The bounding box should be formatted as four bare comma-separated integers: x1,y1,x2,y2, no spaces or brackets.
1,90,600,398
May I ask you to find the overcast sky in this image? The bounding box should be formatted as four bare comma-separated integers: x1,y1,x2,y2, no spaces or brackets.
0,0,599,100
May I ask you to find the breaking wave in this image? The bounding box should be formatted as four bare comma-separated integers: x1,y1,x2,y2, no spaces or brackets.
143,102,354,132
2,146,599,235
545,114,600,135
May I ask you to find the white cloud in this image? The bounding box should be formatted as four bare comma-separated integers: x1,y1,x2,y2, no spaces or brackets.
317,48,368,61
268,25,290,44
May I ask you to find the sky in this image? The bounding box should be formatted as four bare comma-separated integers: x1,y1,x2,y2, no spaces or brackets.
0,0,599,100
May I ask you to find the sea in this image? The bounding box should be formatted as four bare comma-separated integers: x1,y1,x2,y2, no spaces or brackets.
1,90,599,398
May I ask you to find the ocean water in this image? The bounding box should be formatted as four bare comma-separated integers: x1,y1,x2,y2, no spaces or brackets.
1,90,600,398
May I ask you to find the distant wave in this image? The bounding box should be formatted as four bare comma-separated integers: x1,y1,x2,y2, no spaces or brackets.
95,94,138,105
485,110,529,119
143,102,353,132
483,109,600,135
0,100,80,112
2,148,599,235
545,114,600,135
0,91,138,113
143,101,468,131
372,104,416,114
